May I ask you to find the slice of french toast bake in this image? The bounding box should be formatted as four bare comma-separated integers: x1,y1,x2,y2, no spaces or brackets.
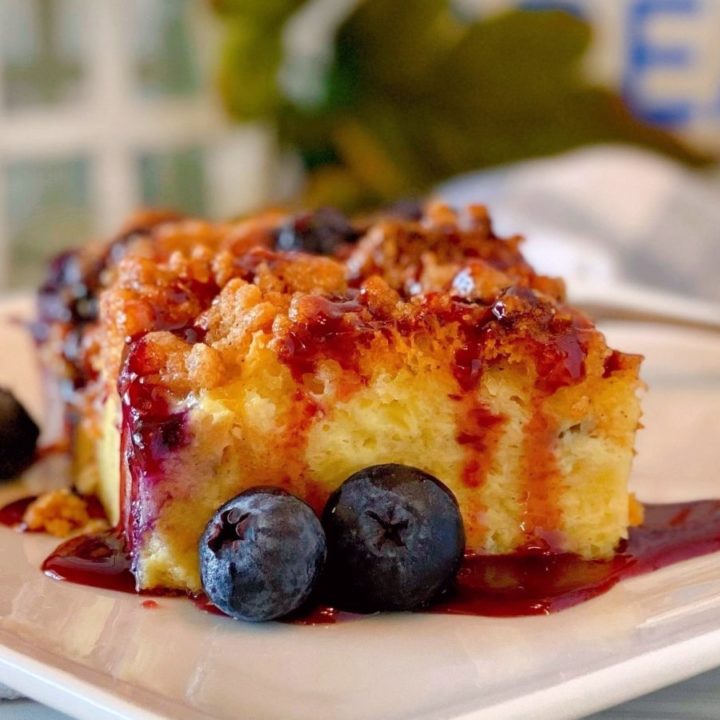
35,203,642,592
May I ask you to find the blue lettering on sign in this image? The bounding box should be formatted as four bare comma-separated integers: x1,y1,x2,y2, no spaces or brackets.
518,1,585,18
624,0,698,127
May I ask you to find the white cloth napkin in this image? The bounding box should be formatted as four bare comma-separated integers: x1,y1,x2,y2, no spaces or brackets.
0,685,24,700
439,144,720,302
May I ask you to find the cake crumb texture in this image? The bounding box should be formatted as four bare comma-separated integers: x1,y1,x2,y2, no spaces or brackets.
23,489,107,537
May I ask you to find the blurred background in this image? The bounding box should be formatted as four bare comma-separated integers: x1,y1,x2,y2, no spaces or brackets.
0,0,719,294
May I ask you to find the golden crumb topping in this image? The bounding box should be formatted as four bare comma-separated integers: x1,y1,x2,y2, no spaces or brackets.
40,202,620,443
23,489,108,537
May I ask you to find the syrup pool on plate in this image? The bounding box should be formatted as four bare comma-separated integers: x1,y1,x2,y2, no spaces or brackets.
23,499,720,622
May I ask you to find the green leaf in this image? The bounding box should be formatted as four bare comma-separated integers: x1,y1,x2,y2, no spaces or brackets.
214,2,714,209
211,0,307,24
217,20,284,121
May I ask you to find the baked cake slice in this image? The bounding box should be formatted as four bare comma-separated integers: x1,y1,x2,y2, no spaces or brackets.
36,203,642,593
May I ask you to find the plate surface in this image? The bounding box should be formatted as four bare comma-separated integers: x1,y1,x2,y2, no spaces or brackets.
1,293,720,720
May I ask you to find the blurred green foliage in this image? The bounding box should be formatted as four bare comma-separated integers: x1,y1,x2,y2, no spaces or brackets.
214,0,709,209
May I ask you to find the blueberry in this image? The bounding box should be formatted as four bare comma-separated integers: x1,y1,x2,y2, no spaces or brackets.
0,389,40,479
274,208,359,255
322,464,465,613
199,487,326,622
38,249,99,325
385,198,424,221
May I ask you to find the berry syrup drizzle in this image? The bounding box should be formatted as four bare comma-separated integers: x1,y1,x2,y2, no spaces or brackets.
20,499,720,623
430,500,720,618
0,497,37,528
117,334,192,555
0,493,107,533
42,529,135,593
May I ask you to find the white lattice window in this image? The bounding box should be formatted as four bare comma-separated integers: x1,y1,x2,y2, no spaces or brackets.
0,0,271,289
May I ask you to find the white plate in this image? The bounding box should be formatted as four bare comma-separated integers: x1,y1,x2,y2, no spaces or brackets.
1,293,719,720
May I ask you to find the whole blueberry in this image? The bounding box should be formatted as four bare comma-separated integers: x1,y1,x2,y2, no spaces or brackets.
322,464,465,613
199,487,326,622
274,208,358,255
0,389,40,480
38,249,99,325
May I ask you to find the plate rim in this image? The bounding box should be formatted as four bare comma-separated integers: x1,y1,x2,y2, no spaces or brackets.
2,291,720,720
4,611,720,720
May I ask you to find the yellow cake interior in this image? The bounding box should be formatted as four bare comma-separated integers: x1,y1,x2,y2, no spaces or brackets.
96,321,641,592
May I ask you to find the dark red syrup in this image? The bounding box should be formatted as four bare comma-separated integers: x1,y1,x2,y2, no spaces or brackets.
41,529,136,593
0,493,107,531
191,592,226,617
26,500,720,622
190,592,363,625
0,496,37,528
288,605,364,625
34,442,70,462
276,294,372,381
118,335,190,551
84,494,110,520
311,500,720,621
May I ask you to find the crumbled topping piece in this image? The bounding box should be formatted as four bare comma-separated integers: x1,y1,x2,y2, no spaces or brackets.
23,489,107,537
